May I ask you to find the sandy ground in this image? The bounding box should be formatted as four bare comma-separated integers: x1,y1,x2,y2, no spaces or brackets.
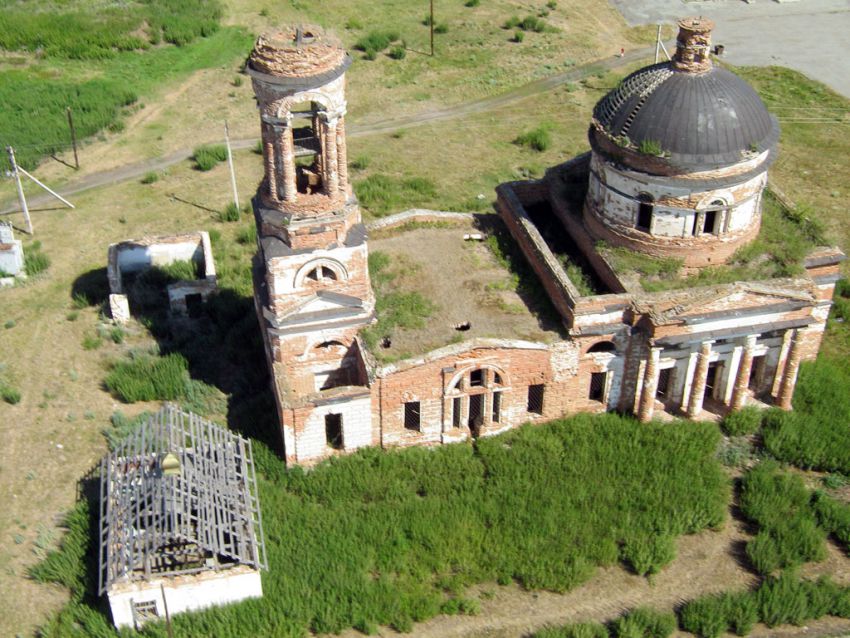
609,0,850,99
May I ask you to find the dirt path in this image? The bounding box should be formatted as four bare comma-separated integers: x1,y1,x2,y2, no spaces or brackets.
0,43,663,216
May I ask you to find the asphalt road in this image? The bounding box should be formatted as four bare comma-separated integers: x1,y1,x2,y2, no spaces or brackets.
609,0,850,99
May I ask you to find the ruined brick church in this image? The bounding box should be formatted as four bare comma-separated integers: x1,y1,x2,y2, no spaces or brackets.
247,20,844,466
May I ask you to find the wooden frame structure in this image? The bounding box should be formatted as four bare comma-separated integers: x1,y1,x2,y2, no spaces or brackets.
98,405,266,596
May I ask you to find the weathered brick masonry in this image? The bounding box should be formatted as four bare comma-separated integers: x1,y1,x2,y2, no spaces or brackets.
247,22,845,467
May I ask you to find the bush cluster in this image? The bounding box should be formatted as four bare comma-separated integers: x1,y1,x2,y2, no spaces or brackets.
721,405,763,436
24,240,50,277
193,144,228,171
681,572,850,638
762,357,850,473
535,608,674,638
514,125,553,151
739,462,827,574
811,490,850,551
354,30,401,59
104,352,193,402
504,15,550,33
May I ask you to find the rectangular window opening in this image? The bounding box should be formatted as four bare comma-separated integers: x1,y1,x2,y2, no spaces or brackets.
749,355,766,391
492,391,501,423
637,203,653,231
452,397,462,428
588,372,607,402
133,600,159,622
527,384,545,415
325,413,343,449
470,369,484,387
703,209,717,234
404,401,421,431
468,394,483,434
656,367,672,400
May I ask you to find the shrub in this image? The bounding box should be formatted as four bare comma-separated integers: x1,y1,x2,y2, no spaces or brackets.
520,15,546,32
721,405,763,436
140,171,159,184
350,154,370,170
103,410,153,449
621,534,676,576
219,201,241,222
513,30,525,43
504,16,521,29
612,607,676,638
514,125,552,151
547,0,558,8
811,490,850,550
389,45,406,60
192,143,227,171
104,352,191,402
1,383,21,404
740,462,827,574
434,23,449,34
236,223,257,245
534,622,609,638
354,30,399,58
762,358,850,473
24,241,50,276
638,139,664,156
82,334,102,350
465,0,481,6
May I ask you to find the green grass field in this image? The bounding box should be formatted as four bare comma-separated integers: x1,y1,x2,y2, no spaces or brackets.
33,413,728,637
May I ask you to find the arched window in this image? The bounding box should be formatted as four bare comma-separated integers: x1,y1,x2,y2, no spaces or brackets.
587,341,616,354
306,265,337,282
636,193,654,232
445,366,508,437
296,259,347,287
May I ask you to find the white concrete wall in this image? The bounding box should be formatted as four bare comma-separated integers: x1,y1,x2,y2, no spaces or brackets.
0,240,24,276
108,568,262,629
116,241,203,274
587,153,767,238
299,395,372,461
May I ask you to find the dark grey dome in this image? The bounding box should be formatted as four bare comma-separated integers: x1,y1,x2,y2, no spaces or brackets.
592,62,779,170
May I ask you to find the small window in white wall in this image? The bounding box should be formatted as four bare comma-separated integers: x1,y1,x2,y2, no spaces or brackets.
636,194,654,232
133,600,159,622
325,413,343,449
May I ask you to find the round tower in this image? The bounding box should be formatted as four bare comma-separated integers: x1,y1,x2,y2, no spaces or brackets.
582,17,780,268
248,25,355,241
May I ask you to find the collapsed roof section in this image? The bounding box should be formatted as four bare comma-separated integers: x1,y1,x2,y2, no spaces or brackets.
98,405,266,595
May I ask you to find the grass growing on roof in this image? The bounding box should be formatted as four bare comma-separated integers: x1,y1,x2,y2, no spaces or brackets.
33,413,728,636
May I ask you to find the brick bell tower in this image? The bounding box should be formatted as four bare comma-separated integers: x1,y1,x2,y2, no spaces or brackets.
247,25,374,405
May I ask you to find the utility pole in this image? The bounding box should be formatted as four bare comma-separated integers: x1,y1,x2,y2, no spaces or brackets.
66,107,79,169
655,24,661,64
430,0,435,56
224,120,239,209
6,146,33,235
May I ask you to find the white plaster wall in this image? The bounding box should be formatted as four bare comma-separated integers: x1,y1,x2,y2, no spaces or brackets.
116,241,202,274
299,395,372,460
588,153,767,237
108,568,262,629
0,240,24,276
267,244,364,297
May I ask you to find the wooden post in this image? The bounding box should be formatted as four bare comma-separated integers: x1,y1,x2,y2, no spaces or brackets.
6,146,33,235
430,0,435,56
655,24,661,64
224,120,239,209
66,107,79,169
160,583,174,638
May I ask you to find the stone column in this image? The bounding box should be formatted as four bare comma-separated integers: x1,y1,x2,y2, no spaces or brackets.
638,347,662,422
777,329,804,410
730,335,758,411
336,116,348,190
279,117,297,202
322,115,339,196
313,112,324,176
262,122,278,201
687,340,713,418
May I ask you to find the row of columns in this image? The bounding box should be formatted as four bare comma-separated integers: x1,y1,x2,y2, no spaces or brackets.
261,110,348,204
636,329,806,422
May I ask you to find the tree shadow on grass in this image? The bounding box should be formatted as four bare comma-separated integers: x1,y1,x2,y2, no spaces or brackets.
74,261,283,455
